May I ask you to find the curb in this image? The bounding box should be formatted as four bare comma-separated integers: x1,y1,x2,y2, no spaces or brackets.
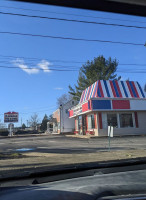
0,157,146,183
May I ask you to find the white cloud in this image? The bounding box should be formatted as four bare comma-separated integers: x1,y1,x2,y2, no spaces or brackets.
37,60,51,73
54,87,63,90
12,58,39,74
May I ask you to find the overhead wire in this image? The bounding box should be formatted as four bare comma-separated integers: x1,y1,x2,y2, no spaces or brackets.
1,55,146,69
1,54,146,67
0,54,84,63
0,60,80,69
0,65,78,71
1,11,146,30
0,31,144,46
0,65,146,73
1,5,146,24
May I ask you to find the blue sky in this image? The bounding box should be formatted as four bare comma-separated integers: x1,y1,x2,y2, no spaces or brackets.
0,0,146,126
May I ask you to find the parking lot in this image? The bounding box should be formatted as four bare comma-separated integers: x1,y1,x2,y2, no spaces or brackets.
0,134,146,178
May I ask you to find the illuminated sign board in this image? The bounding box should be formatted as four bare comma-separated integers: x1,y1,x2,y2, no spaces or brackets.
4,112,19,123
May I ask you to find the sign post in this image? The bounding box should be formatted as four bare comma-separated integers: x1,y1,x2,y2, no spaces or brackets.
108,126,113,151
4,112,19,137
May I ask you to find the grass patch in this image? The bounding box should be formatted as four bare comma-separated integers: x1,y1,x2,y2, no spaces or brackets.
0,152,25,160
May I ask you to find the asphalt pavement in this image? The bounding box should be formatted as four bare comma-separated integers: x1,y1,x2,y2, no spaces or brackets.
0,134,146,154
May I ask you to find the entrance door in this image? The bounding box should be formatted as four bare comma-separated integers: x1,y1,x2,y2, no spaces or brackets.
82,115,87,135
78,116,82,135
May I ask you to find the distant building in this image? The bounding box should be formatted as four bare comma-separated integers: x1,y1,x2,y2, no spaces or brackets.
69,80,146,136
50,100,78,134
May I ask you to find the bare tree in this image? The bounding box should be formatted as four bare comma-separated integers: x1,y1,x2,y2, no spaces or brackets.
0,120,6,129
29,113,39,130
57,93,72,107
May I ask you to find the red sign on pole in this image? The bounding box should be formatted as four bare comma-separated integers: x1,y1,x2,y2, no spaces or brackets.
4,112,19,123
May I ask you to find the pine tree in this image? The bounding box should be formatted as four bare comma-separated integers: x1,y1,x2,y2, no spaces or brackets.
69,55,121,100
40,114,49,132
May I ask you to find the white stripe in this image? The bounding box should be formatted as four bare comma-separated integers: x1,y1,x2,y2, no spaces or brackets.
106,80,114,98
123,81,131,98
83,87,89,101
87,85,92,100
100,80,108,97
90,83,94,98
80,92,84,103
118,81,126,98
134,82,143,98
91,82,96,98
82,89,86,102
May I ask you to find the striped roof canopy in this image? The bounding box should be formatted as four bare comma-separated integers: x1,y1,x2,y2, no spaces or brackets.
80,80,146,104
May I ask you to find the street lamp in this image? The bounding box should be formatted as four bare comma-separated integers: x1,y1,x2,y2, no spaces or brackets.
59,104,62,134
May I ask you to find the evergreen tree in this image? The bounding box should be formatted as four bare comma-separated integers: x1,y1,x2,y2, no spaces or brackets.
40,114,49,132
69,55,121,100
22,123,26,129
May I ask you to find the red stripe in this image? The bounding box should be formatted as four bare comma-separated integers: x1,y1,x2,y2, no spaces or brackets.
126,81,134,97
82,102,88,112
98,80,104,97
110,80,117,97
98,112,102,129
69,110,73,117
112,100,130,109
132,81,139,98
134,112,139,128
94,113,97,129
115,81,122,97
86,115,88,130
90,100,92,110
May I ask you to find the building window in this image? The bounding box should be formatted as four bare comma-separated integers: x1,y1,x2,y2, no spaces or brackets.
119,113,133,128
88,114,95,129
58,122,60,129
76,118,79,130
107,113,118,128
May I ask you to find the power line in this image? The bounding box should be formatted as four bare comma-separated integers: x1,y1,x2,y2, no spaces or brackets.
1,11,146,30
0,65,146,73
1,55,146,67
0,60,80,69
0,65,78,71
1,5,146,24
1,60,146,69
0,31,144,46
0,54,84,63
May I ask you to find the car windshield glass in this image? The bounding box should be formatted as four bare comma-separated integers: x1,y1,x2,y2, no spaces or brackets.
0,0,146,181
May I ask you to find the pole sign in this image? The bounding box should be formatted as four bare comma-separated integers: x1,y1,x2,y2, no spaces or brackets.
108,126,113,151
4,112,19,123
108,126,113,137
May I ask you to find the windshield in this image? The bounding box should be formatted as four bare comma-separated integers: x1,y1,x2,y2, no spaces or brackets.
0,0,146,180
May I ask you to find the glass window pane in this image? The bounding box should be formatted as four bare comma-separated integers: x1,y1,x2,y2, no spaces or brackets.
107,114,118,128
120,114,133,128
88,115,91,129
91,114,95,129
76,118,79,130
88,114,95,129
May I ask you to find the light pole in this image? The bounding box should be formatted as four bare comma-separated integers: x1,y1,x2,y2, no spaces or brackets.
59,104,62,134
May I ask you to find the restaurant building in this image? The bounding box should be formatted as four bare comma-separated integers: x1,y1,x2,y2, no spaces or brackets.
69,80,146,136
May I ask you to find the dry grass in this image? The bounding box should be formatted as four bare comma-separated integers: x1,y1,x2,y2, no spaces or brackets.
0,149,146,174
